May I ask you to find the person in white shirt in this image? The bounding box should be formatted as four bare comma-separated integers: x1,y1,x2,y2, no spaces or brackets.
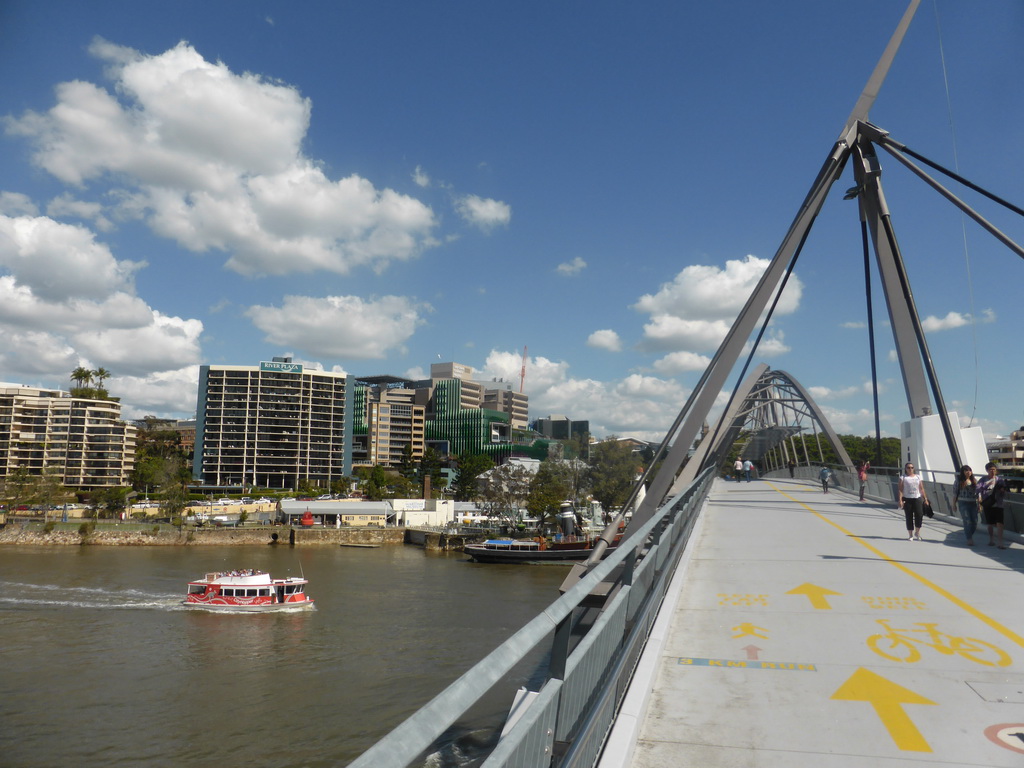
897,462,929,541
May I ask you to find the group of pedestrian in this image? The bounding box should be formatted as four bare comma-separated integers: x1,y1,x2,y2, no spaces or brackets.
732,458,755,482
900,461,1008,547
950,462,1007,548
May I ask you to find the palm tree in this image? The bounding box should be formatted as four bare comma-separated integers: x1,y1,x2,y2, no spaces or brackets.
70,367,93,390
93,367,111,392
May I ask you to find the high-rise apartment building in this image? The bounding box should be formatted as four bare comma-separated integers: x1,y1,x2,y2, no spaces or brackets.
0,385,136,487
193,359,353,489
352,376,426,468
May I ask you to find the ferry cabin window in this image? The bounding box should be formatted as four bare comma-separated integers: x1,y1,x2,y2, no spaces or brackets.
222,588,234,596
188,585,205,595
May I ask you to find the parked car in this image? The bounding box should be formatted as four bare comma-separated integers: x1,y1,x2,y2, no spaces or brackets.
315,494,333,501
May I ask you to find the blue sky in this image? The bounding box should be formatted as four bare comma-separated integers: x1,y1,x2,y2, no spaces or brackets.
0,1,1021,441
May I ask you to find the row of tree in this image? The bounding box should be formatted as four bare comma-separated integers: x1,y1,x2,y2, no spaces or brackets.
70,366,114,399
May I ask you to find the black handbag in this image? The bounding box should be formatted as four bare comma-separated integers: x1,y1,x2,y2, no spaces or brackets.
922,501,934,518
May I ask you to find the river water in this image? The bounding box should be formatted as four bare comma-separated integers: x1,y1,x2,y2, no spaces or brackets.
0,544,567,768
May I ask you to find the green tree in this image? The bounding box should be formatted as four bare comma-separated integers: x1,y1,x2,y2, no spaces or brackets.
588,439,641,513
478,462,532,526
89,487,129,520
1,466,37,511
330,476,354,496
397,443,418,480
70,366,93,389
358,465,389,501
93,367,112,394
387,474,418,499
451,452,494,501
36,466,70,517
132,426,190,495
526,460,572,530
156,455,190,520
419,447,445,487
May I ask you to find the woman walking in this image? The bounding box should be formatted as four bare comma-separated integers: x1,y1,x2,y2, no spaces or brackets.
978,462,1007,549
897,462,929,541
857,460,870,501
950,465,979,546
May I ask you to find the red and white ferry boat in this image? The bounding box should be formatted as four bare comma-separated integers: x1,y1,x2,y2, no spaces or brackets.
183,569,315,612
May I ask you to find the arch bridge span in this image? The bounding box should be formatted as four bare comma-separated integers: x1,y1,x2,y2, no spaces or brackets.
684,364,853,488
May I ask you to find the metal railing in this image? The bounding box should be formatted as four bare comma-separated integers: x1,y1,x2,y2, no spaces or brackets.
347,467,716,768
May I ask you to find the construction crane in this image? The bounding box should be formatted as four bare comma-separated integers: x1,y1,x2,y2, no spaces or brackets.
519,346,527,393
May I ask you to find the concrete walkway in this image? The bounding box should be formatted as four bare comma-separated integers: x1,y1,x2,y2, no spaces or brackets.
600,476,1024,767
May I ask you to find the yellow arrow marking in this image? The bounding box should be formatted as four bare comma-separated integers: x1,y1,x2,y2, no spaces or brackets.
831,668,935,752
766,482,1024,652
785,582,842,609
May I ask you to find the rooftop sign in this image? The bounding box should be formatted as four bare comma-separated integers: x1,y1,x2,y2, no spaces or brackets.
260,361,303,374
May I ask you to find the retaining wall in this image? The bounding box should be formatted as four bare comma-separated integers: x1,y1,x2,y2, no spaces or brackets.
0,525,405,547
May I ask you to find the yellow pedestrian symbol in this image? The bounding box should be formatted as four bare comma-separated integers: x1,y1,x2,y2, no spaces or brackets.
732,623,769,639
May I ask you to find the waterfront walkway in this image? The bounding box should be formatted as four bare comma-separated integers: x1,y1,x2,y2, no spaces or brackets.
600,476,1024,767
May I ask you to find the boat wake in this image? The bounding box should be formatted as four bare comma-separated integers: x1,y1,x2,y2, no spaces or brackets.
0,580,184,611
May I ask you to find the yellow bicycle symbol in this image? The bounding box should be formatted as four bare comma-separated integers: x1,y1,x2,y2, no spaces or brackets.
867,619,1011,667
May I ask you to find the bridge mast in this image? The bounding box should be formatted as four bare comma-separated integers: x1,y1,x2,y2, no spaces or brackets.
579,1,934,561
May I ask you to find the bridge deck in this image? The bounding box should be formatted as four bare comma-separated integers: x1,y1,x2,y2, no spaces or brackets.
600,476,1024,767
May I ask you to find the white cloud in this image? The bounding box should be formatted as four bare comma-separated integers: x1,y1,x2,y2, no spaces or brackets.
557,256,587,276
71,312,203,376
479,349,686,440
816,406,878,435
921,309,995,332
749,329,790,358
841,321,866,329
808,380,886,402
652,350,712,374
412,165,430,188
46,193,113,231
246,294,431,359
634,255,802,354
809,384,861,401
587,329,622,352
113,366,202,420
5,38,439,277
455,194,511,231
635,255,802,319
640,315,733,353
0,212,204,394
0,191,38,217
0,214,140,302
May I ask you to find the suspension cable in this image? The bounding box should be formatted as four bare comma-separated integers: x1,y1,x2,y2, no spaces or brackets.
932,0,977,425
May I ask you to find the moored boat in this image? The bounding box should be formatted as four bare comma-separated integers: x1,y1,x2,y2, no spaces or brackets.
464,535,619,564
183,569,315,612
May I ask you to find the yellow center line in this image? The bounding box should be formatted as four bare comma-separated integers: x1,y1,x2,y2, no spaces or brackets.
765,481,1024,651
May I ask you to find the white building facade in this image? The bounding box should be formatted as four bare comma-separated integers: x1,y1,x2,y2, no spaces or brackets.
193,360,354,490
0,385,136,487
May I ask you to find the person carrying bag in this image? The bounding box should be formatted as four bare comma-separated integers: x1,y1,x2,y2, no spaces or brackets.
978,462,1008,549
